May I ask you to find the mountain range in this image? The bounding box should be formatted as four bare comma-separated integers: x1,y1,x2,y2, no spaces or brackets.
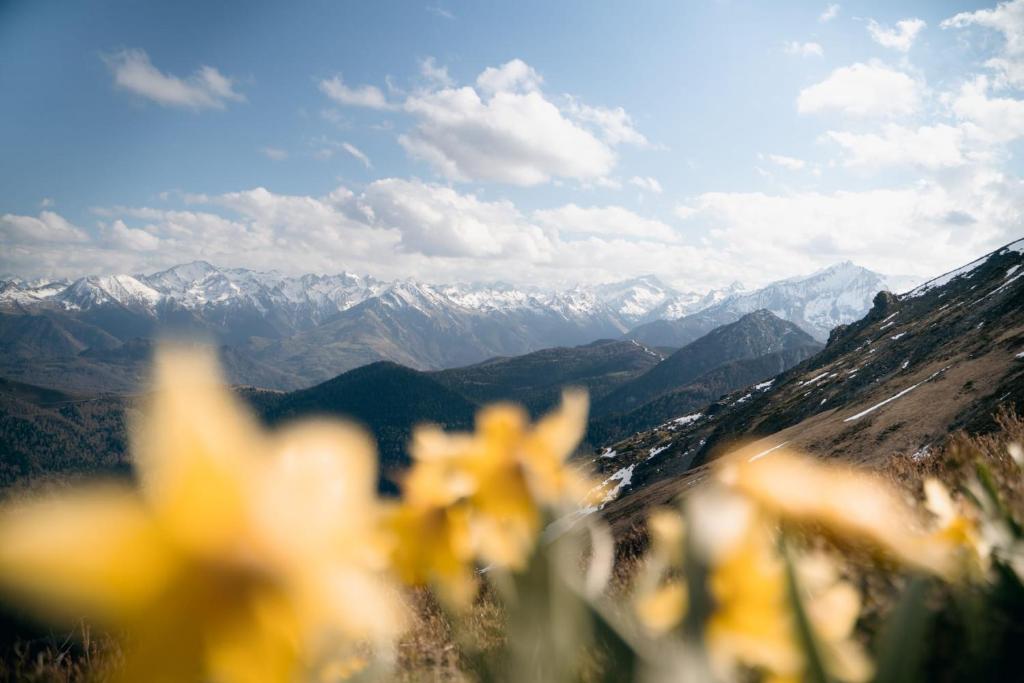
591,239,1024,531
0,241,1019,503
0,260,912,392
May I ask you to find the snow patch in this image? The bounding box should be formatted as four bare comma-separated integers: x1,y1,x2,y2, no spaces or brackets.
647,444,670,460
749,441,791,462
672,412,703,427
842,367,949,423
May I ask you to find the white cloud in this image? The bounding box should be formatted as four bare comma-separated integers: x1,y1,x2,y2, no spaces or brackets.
673,205,698,220
765,154,807,170
261,147,288,161
628,176,663,193
784,41,824,57
950,76,1024,143
103,219,160,251
358,179,553,258
319,75,392,109
567,100,650,146
867,18,926,52
820,4,840,23
683,172,1020,281
0,211,89,243
533,204,678,242
103,49,244,110
399,61,619,185
825,124,967,169
476,59,542,94
419,57,454,87
943,0,1024,88
341,142,372,168
797,62,921,117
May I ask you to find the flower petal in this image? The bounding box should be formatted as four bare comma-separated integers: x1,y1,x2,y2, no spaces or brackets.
134,346,266,555
0,486,178,622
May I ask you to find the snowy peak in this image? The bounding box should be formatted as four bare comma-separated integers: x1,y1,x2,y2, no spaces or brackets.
59,275,162,311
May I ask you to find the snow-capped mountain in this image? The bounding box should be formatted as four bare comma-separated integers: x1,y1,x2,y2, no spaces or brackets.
0,260,913,390
627,262,914,346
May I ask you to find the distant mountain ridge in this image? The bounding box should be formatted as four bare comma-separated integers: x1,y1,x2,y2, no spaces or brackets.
0,260,911,391
595,310,821,417
626,261,916,345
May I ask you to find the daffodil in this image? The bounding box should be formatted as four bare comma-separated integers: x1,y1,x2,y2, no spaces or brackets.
717,447,961,578
689,488,871,683
387,391,591,606
633,508,687,635
0,347,406,682
923,477,990,575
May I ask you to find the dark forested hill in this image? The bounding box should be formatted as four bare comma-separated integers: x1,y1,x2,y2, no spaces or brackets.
597,310,821,416
430,339,662,415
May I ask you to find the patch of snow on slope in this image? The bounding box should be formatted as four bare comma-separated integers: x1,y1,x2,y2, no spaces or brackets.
672,413,703,427
749,441,791,462
890,332,906,340
842,367,949,422
754,379,774,391
647,444,670,460
600,464,636,504
799,371,830,386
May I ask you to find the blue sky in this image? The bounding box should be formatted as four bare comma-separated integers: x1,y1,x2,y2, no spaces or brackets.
2,0,1022,290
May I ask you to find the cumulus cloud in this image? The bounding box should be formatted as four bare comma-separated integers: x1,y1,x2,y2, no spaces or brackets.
943,0,1024,88
0,211,89,243
820,4,840,23
398,61,619,185
103,219,160,251
316,59,646,186
797,62,921,117
419,57,454,87
319,74,392,109
357,179,554,258
867,18,926,52
566,100,650,146
476,59,542,94
784,41,824,57
533,204,678,242
682,171,1021,281
950,76,1024,143
824,124,967,169
103,49,244,110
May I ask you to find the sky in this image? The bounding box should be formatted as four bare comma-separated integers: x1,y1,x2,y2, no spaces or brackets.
2,0,1024,291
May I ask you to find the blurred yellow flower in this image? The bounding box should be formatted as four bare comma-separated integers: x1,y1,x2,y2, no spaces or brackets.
387,390,591,606
0,347,406,682
717,448,961,579
634,508,687,635
691,489,871,683
923,477,990,574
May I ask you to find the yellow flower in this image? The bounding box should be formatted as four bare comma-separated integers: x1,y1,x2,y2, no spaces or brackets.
717,447,961,578
690,488,871,683
387,391,590,606
923,477,989,574
0,347,406,682
634,508,687,635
